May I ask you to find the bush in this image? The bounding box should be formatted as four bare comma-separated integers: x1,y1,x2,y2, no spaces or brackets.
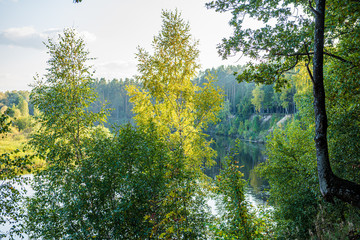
211,141,271,239
257,120,360,239
13,116,32,131
26,124,211,239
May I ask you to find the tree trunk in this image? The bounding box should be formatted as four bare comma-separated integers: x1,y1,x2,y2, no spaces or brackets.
313,0,360,207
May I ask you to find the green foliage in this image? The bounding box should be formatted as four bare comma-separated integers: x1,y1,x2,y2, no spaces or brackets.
25,28,113,238
30,28,109,167
198,65,295,140
127,10,224,173
6,107,21,119
257,120,319,238
13,116,32,131
215,100,232,135
251,115,260,133
27,124,212,239
0,112,32,239
256,58,360,238
88,78,137,126
212,141,270,239
279,85,295,112
79,64,296,134
27,125,160,239
148,160,212,239
251,85,264,113
17,97,29,117
0,112,11,135
208,0,360,234
257,116,360,238
324,55,360,185
125,10,224,238
26,24,213,239
205,0,316,89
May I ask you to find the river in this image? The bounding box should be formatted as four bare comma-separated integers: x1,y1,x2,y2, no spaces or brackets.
206,135,269,206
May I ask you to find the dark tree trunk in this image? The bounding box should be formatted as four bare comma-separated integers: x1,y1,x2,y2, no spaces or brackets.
313,0,360,207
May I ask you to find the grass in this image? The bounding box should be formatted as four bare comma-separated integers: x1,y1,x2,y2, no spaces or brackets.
0,127,46,173
0,132,28,153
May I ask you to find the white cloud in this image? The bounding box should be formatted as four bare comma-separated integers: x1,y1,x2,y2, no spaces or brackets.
0,27,47,49
94,60,138,79
0,27,97,49
79,31,97,43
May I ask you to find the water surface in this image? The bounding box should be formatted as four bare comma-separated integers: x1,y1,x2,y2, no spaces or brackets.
206,135,269,204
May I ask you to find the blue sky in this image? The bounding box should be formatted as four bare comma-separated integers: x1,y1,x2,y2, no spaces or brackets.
0,0,252,91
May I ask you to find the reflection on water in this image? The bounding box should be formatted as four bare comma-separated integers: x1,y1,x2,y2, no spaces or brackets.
205,135,269,203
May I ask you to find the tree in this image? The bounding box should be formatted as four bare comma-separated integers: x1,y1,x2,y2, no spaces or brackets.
127,10,223,238
207,0,360,207
257,111,360,238
27,28,109,238
27,124,177,239
278,84,295,114
17,97,29,117
251,85,264,113
127,10,224,173
255,61,360,238
30,28,108,167
88,77,137,126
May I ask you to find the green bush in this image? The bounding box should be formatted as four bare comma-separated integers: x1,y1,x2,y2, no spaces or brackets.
257,120,360,239
13,116,32,131
211,141,271,239
26,124,211,239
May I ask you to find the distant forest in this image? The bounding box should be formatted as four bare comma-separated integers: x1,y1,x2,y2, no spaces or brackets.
0,64,296,139
89,65,297,136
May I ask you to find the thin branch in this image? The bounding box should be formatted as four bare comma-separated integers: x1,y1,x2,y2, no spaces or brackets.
278,55,299,75
308,0,320,15
306,62,314,83
275,51,355,66
235,52,245,63
304,44,315,84
274,52,311,57
323,52,354,65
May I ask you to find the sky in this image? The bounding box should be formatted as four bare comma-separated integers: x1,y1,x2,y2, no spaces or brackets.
0,0,251,91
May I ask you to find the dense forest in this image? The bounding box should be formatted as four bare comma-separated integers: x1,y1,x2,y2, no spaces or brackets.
90,64,297,139
1,0,360,239
0,65,296,141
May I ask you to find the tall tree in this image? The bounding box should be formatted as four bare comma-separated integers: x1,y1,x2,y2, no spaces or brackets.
126,11,222,238
127,10,224,173
207,0,360,207
251,85,264,113
30,28,108,167
27,28,109,238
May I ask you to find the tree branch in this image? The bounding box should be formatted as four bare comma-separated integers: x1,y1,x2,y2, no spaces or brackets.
275,51,355,66
278,55,299,76
323,52,354,65
306,62,314,84
304,44,315,84
309,0,320,15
